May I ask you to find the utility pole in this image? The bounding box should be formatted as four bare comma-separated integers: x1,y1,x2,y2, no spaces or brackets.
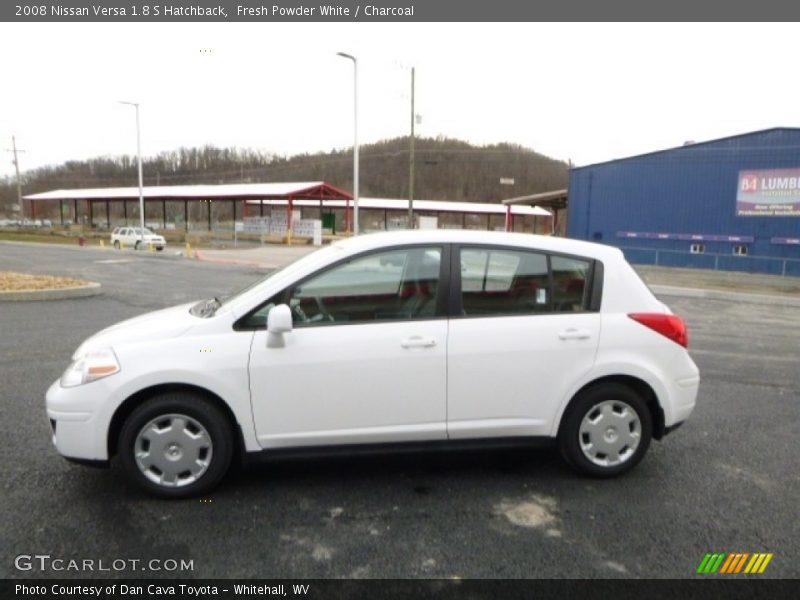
408,67,415,228
5,136,25,218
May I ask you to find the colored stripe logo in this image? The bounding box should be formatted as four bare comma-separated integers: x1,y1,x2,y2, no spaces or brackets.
697,553,773,574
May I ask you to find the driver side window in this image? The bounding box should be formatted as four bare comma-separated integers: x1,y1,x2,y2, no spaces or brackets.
241,246,443,329
290,246,442,326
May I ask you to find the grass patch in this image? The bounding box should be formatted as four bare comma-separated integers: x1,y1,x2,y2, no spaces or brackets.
0,271,92,292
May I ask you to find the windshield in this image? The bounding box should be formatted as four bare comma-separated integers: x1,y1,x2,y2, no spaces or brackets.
201,243,346,318
220,273,282,308
188,267,288,319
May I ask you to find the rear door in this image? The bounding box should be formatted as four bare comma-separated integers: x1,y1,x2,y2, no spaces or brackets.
446,245,601,439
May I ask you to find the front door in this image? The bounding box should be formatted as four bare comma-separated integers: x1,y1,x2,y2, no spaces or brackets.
249,245,448,448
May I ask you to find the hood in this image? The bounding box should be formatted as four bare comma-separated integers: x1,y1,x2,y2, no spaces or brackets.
72,302,198,358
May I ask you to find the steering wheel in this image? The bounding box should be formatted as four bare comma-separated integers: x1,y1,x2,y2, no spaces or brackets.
290,300,309,323
291,297,334,323
313,296,335,323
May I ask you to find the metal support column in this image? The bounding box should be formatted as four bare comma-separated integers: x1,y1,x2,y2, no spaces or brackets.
287,196,294,238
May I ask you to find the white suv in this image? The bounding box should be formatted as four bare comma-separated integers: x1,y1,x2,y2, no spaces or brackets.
110,226,166,251
46,230,699,497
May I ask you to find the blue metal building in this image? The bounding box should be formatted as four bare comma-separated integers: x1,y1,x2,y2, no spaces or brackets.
567,128,800,276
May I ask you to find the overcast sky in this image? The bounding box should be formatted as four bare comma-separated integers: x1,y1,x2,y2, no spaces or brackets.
0,22,798,180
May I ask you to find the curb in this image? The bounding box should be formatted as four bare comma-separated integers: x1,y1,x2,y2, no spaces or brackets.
650,284,800,308
193,250,276,269
0,282,102,302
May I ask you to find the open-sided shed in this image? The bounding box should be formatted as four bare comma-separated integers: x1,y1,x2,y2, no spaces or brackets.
247,196,552,233
502,189,568,235
23,182,353,231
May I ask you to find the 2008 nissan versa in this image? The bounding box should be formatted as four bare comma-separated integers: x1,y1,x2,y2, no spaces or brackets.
47,230,699,498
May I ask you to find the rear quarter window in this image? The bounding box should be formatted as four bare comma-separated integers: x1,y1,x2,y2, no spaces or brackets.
551,255,592,312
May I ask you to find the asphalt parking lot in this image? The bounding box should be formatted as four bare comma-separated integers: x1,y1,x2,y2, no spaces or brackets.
1,241,798,579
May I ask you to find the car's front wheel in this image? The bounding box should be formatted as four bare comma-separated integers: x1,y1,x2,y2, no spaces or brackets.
113,240,120,249
118,393,234,498
558,383,652,477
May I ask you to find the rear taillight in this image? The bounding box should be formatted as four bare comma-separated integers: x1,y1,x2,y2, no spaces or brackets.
628,313,688,348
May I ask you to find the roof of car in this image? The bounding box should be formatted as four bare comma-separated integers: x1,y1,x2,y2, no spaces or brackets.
331,230,624,261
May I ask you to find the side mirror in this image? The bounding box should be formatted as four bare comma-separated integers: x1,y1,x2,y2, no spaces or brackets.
267,304,293,348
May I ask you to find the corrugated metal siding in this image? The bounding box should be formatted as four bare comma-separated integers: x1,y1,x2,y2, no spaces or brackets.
567,129,800,274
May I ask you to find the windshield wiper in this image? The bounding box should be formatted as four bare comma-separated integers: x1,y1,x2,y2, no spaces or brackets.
190,297,221,318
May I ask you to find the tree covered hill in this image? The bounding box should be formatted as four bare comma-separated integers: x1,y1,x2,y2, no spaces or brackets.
1,136,568,214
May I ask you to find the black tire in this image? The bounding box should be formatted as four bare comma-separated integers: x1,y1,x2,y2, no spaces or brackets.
156,246,164,252
118,393,234,498
558,383,652,478
134,240,141,250
113,240,120,249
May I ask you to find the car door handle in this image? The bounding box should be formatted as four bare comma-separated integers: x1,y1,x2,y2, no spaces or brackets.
558,328,592,340
401,336,437,349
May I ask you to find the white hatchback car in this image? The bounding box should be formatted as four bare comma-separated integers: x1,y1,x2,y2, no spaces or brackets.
46,230,699,497
110,226,166,251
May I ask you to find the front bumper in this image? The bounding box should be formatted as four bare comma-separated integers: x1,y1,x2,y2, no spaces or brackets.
46,379,112,462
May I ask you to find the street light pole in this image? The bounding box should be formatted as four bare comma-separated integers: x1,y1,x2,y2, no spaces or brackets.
119,101,145,247
337,52,359,235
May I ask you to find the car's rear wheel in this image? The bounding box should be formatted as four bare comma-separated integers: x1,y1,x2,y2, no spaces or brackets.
134,240,141,250
558,383,652,477
118,393,234,498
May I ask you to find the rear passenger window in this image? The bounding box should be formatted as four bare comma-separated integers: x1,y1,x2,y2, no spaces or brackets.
459,247,593,316
461,248,549,315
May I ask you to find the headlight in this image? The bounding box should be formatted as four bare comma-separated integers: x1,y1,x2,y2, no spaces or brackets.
60,348,121,388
